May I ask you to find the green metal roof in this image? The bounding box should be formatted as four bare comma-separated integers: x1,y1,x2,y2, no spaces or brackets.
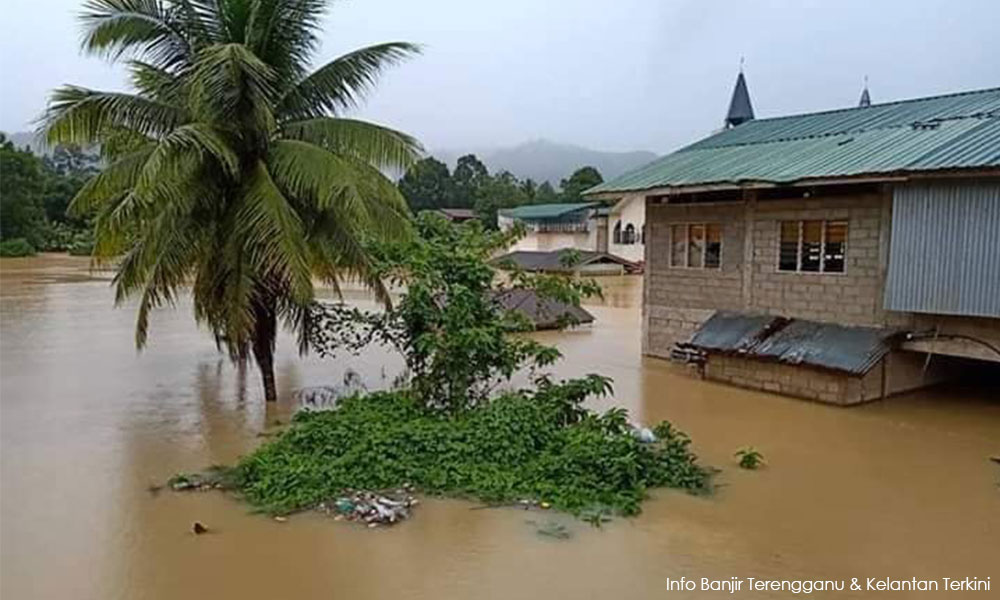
588,87,1000,195
498,202,598,220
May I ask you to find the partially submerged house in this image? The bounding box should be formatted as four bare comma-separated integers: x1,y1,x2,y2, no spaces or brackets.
498,203,608,253
492,248,640,275
492,288,595,330
587,79,1000,404
432,208,478,223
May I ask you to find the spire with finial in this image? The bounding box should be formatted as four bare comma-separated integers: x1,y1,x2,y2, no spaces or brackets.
725,58,755,128
858,76,871,108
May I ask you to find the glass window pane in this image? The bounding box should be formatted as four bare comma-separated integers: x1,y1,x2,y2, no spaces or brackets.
688,224,705,268
670,224,686,267
779,221,799,271
705,223,722,268
801,220,822,272
823,220,847,272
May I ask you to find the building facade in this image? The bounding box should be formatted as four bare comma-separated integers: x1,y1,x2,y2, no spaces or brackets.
608,193,646,264
587,84,1000,404
498,203,608,253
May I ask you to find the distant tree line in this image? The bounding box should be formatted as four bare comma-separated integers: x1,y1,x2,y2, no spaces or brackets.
0,133,98,256
398,153,604,226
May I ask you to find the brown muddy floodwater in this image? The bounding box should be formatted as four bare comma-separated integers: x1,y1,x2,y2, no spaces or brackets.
1,254,998,600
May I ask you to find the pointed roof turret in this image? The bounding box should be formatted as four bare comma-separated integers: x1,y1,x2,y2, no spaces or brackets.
725,64,755,128
858,76,871,107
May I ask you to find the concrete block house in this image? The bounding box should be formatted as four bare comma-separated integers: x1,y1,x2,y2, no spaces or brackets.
587,77,1000,404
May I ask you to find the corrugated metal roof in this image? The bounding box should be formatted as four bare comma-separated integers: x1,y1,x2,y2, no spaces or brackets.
685,312,780,352
492,289,594,330
492,249,639,272
884,181,1000,318
589,87,1000,194
499,203,598,220
684,312,901,375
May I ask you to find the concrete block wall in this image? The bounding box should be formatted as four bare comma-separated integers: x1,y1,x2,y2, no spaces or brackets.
645,191,890,357
645,202,746,357
748,193,886,326
703,349,955,406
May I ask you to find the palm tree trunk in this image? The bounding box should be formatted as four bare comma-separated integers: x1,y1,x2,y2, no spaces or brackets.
252,296,278,402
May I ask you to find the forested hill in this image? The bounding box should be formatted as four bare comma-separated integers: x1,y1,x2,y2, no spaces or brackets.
437,139,656,185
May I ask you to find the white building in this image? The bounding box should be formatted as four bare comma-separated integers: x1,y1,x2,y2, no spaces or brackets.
497,203,609,253
607,193,646,264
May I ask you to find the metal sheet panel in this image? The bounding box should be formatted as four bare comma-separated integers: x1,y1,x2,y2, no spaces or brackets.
684,312,898,375
588,87,1000,195
885,182,1000,318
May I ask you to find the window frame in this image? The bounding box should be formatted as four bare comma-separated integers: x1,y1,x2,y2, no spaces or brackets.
667,221,723,270
776,219,848,274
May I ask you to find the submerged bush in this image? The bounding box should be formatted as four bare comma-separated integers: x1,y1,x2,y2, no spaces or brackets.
235,377,712,517
0,238,36,257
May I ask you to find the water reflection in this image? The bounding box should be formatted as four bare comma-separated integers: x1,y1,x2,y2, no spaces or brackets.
1,255,998,600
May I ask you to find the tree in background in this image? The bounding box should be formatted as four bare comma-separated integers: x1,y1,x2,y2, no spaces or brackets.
452,154,489,207
395,154,607,227
0,135,46,244
0,134,95,253
40,0,422,402
534,181,559,204
398,157,454,211
559,166,604,203
473,170,529,228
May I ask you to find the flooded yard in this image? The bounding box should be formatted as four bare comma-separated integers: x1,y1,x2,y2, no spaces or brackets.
2,255,998,599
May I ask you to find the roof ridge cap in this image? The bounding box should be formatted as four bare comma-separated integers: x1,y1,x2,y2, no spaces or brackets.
743,86,1000,126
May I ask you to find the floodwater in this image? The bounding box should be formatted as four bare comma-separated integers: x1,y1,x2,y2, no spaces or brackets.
1,254,997,600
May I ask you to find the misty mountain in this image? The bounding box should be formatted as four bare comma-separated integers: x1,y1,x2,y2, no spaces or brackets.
3,131,48,154
436,139,657,185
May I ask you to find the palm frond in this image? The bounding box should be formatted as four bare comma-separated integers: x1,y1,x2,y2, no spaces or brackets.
190,42,277,131
246,0,329,86
70,145,155,216
235,160,314,303
40,86,186,146
80,0,192,67
277,42,421,121
281,117,423,171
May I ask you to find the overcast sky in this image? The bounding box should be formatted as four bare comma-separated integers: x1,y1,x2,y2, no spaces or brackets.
2,0,998,154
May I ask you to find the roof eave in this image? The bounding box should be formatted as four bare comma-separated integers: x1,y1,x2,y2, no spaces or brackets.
593,167,1000,199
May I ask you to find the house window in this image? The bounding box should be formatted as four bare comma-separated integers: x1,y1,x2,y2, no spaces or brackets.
778,220,848,273
624,224,636,245
669,223,722,269
613,221,622,244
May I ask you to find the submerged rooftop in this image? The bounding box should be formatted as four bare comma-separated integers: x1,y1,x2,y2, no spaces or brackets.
588,87,1000,195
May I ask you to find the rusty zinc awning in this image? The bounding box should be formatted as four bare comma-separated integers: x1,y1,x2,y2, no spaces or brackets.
684,311,902,375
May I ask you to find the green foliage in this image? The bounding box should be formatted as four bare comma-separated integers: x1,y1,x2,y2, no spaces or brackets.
0,238,37,258
0,135,96,250
40,0,425,400
734,447,765,470
235,384,712,516
308,214,602,411
396,154,606,228
398,157,456,211
559,166,604,202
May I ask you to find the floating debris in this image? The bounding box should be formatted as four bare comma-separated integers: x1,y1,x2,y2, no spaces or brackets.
631,426,657,444
273,516,288,523
528,519,572,540
192,522,208,535
317,489,417,527
167,466,238,492
990,456,1000,465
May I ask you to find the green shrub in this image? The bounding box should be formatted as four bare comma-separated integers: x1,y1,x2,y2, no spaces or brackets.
235,378,713,517
735,447,765,469
0,238,36,257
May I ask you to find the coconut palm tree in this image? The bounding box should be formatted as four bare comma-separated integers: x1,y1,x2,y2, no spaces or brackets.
41,0,422,401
